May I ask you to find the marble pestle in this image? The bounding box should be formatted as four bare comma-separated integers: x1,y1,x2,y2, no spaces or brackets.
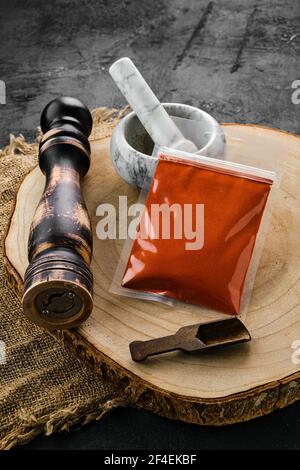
109,57,198,153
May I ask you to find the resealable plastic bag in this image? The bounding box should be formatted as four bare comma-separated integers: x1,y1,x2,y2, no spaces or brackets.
110,118,280,319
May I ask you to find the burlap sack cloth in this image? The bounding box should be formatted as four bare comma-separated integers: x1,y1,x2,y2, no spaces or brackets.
0,108,130,450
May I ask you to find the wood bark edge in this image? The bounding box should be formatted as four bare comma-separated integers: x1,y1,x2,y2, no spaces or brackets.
5,249,300,425
4,122,300,426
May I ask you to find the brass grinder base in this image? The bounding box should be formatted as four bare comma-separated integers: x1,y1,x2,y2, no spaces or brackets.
22,252,93,330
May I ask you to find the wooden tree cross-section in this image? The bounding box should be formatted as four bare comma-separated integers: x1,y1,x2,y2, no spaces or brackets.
4,124,300,425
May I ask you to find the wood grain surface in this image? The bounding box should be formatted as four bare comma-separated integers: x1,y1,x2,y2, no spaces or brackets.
5,124,300,425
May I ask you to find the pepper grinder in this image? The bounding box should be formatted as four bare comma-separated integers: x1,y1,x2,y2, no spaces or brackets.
22,97,93,330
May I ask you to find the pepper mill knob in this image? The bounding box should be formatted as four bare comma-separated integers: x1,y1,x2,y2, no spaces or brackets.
41,96,93,136
23,97,94,330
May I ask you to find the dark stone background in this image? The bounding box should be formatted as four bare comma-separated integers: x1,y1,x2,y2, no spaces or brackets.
1,0,299,450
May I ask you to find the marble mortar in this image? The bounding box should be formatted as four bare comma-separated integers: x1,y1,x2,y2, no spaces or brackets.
110,103,226,188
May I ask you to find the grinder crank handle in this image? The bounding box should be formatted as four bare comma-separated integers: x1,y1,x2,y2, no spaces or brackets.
22,97,94,330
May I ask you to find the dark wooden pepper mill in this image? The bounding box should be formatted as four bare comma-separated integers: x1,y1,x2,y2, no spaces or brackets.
22,97,93,330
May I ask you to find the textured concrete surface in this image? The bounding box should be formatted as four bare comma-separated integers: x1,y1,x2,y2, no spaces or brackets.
0,0,299,147
1,0,300,450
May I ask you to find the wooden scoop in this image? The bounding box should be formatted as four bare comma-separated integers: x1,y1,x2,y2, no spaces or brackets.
129,318,251,361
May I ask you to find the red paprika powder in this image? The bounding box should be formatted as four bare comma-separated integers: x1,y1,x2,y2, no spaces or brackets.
121,153,273,315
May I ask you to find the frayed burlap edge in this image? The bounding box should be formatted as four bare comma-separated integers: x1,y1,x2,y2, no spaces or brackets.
1,398,126,451
0,105,130,157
